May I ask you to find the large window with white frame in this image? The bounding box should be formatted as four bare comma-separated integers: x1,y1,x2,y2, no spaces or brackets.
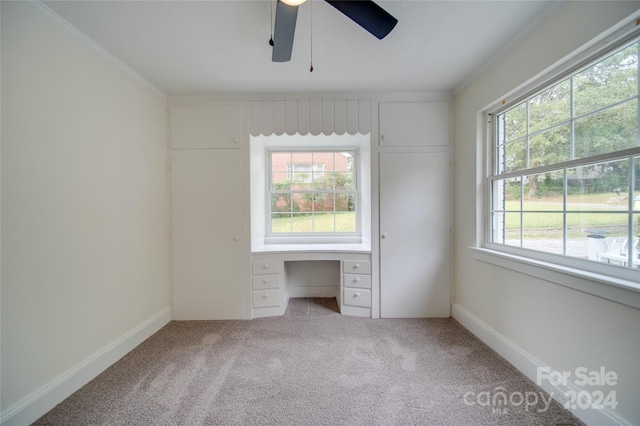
268,150,358,235
487,35,640,277
250,133,370,248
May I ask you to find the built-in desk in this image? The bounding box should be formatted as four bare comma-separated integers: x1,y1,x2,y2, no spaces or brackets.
251,244,372,319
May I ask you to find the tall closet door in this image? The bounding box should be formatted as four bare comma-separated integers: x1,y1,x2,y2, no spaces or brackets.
380,151,450,318
172,150,243,319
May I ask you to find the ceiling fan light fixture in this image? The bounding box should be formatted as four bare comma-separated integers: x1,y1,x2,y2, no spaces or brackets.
280,0,307,6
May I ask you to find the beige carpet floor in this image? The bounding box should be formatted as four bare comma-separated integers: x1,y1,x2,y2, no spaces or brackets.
35,298,584,425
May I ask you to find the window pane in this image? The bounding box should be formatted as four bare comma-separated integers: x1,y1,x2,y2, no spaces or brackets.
271,152,291,173
313,213,335,232
492,211,521,246
522,212,564,255
575,99,638,159
634,156,640,212
502,103,527,143
332,172,355,190
491,212,505,243
271,173,290,190
291,168,312,186
313,193,334,212
504,212,521,246
528,80,571,133
334,152,352,172
500,139,527,173
523,170,563,209
271,194,291,212
292,193,311,212
271,213,292,233
491,212,520,247
336,193,356,212
574,43,638,117
632,214,639,266
291,152,313,164
291,213,313,232
566,212,628,261
336,212,356,232
529,124,571,167
492,177,521,211
313,163,327,189
567,158,630,211
314,151,334,171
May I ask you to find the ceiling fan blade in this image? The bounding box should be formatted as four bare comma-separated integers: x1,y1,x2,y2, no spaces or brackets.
325,0,397,40
272,1,299,62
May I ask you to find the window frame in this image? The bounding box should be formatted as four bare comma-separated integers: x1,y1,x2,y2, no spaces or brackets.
481,29,640,294
266,147,361,239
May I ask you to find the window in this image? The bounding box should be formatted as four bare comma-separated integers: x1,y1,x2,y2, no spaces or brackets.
488,37,640,276
286,162,324,183
250,133,370,248
268,150,358,235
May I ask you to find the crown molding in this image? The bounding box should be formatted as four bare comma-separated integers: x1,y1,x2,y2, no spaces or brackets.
26,1,167,100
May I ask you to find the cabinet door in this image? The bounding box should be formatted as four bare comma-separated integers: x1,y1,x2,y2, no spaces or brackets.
380,152,450,318
170,105,242,149
379,102,449,147
172,150,243,319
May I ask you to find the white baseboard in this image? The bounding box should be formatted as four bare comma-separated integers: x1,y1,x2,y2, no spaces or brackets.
451,303,631,426
0,306,172,426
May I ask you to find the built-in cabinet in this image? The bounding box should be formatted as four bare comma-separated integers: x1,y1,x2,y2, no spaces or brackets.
169,97,450,320
378,101,451,318
341,257,372,317
170,104,242,149
251,255,287,318
379,102,449,147
250,251,372,318
170,104,246,320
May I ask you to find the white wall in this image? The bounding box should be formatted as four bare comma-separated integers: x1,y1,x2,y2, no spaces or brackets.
1,2,171,423
453,2,640,425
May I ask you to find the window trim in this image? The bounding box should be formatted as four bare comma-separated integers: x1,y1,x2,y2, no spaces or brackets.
250,133,371,250
472,246,640,310
479,20,640,302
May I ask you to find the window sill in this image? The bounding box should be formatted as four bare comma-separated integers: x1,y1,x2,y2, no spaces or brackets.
253,240,371,254
470,247,640,310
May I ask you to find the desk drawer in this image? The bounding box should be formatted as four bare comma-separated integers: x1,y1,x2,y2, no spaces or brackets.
252,261,282,275
252,290,280,308
343,260,371,275
252,274,281,290
343,288,371,308
343,273,371,289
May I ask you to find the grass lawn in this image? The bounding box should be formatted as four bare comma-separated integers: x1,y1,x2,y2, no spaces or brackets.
271,212,356,233
502,192,632,238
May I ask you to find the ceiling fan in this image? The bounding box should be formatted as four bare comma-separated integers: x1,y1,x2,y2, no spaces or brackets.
272,0,398,62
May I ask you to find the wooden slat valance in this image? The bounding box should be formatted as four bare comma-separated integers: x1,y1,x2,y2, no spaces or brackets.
249,99,371,136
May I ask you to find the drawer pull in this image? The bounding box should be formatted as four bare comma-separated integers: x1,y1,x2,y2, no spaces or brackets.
354,278,360,283
354,292,360,298
354,264,360,269
263,264,269,269
263,279,269,283
263,293,269,299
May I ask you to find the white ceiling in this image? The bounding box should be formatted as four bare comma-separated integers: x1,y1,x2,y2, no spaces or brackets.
42,0,558,96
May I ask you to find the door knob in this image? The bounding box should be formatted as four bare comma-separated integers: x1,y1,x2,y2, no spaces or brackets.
381,233,388,239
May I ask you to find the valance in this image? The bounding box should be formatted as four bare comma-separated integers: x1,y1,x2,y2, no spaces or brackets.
249,99,370,137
